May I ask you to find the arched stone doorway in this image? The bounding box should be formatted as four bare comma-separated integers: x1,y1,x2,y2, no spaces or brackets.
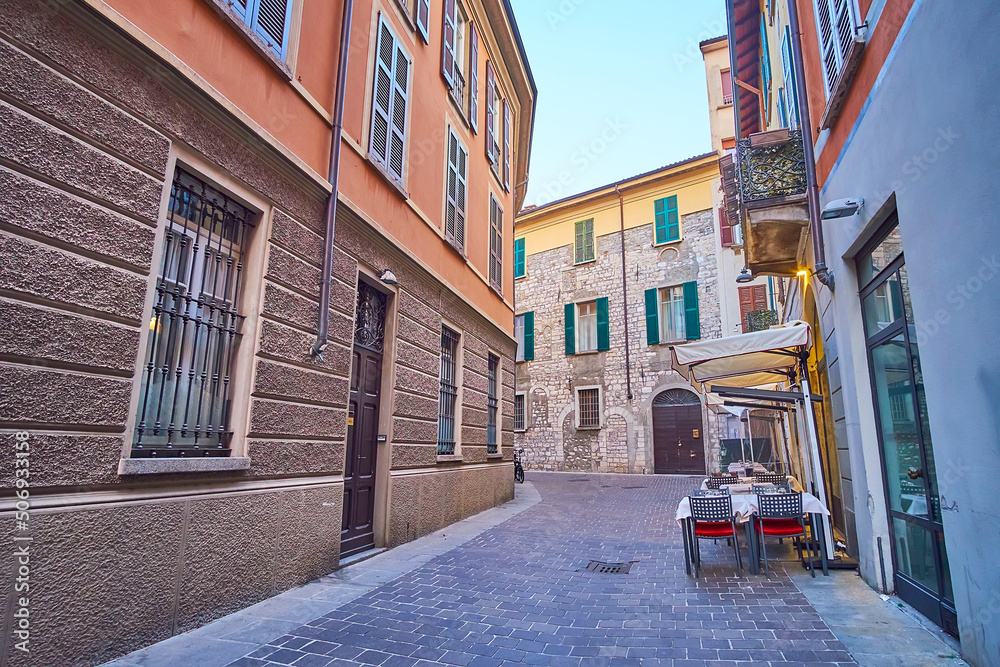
651,388,705,474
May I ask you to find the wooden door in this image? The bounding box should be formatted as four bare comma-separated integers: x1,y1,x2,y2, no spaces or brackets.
651,390,705,474
342,345,382,557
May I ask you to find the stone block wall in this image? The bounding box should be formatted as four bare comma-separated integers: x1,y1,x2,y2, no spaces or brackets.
514,209,724,474
0,2,513,665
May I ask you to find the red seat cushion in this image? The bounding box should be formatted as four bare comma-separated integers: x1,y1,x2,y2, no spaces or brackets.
756,518,805,536
694,521,734,537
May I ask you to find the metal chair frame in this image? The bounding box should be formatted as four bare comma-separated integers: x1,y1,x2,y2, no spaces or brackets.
691,488,731,497
753,473,788,485
751,483,791,494
688,495,743,578
753,491,815,577
705,475,739,490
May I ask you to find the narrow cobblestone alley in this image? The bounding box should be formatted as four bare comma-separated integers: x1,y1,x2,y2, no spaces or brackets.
224,473,855,667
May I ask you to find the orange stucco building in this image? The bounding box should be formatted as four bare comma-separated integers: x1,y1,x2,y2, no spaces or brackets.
0,0,535,663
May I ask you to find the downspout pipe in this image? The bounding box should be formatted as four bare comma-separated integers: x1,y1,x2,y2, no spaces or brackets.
788,0,834,290
614,185,633,400
311,0,355,358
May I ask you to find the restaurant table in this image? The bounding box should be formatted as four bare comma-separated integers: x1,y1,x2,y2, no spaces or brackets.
676,490,830,576
701,475,805,493
727,461,769,475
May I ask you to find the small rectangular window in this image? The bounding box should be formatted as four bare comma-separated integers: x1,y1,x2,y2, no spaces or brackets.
574,219,594,263
577,301,598,352
514,393,526,431
486,353,499,453
659,286,686,342
578,388,600,428
514,314,525,362
721,68,733,105
133,168,255,458
514,237,525,277
437,327,460,455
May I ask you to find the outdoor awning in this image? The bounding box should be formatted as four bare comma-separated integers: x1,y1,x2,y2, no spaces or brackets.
670,321,812,392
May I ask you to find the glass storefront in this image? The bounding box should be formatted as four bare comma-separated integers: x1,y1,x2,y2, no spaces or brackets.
859,215,956,634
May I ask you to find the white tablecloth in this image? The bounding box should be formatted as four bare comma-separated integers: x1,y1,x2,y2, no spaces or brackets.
701,475,804,493
676,491,830,524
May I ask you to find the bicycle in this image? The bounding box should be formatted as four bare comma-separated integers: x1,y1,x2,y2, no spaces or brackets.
514,448,525,484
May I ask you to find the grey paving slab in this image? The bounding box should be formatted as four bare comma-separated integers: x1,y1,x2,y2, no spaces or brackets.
104,473,971,667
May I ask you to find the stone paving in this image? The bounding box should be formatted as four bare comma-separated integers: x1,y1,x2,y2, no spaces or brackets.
225,473,855,667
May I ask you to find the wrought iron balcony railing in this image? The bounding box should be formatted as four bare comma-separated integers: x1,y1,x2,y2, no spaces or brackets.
736,129,807,204
746,309,779,333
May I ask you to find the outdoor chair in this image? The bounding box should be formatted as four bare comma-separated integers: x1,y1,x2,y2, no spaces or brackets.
705,475,738,490
753,473,787,485
688,495,743,578
752,491,815,577
751,483,791,494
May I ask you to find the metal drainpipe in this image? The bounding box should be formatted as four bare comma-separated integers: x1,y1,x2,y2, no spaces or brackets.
788,0,834,290
311,0,355,358
614,185,633,401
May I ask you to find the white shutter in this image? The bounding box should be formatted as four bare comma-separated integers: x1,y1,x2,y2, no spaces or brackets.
369,19,394,172
416,0,430,43
816,0,856,94
251,0,293,58
388,43,410,181
446,129,467,250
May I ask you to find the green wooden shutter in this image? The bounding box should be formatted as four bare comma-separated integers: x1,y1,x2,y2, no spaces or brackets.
654,198,667,244
523,311,534,361
564,303,575,355
596,297,610,351
514,238,525,277
683,280,700,340
644,288,659,345
665,195,680,242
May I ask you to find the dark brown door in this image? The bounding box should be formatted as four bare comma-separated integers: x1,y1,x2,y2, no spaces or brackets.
342,345,382,557
652,389,705,474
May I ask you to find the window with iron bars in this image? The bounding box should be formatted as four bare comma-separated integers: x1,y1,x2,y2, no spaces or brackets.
486,353,499,453
514,393,526,432
577,388,600,428
133,168,255,457
437,327,461,455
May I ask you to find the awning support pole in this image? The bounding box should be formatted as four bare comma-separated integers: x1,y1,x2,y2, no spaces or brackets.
798,357,836,558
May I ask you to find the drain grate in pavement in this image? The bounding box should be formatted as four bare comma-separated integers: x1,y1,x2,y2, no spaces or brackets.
622,485,647,489
568,478,590,482
586,560,635,574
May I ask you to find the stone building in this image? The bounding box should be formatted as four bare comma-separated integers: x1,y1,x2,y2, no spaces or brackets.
0,0,534,663
512,154,731,475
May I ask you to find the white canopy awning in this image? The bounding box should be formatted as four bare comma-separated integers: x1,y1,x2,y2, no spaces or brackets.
670,321,812,392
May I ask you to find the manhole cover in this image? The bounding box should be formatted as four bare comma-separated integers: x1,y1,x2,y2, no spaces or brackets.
622,485,647,489
586,560,635,574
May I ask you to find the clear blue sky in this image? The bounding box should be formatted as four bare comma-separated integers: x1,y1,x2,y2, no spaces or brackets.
509,0,727,208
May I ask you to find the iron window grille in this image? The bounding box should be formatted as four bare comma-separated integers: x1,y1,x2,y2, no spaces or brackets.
514,394,525,431
133,168,254,458
486,353,499,453
437,326,460,455
578,388,600,428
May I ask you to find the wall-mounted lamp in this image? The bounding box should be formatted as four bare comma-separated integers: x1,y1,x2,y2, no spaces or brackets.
736,268,754,283
379,269,398,285
821,198,864,220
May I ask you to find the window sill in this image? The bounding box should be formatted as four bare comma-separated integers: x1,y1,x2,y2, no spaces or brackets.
487,452,504,459
513,428,527,433
573,258,596,266
436,454,464,463
572,349,603,356
444,235,467,260
576,425,601,431
515,274,526,280
206,0,293,81
366,153,409,200
118,457,251,476
652,238,683,248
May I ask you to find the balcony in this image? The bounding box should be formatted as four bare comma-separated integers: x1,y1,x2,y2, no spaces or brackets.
736,129,810,276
